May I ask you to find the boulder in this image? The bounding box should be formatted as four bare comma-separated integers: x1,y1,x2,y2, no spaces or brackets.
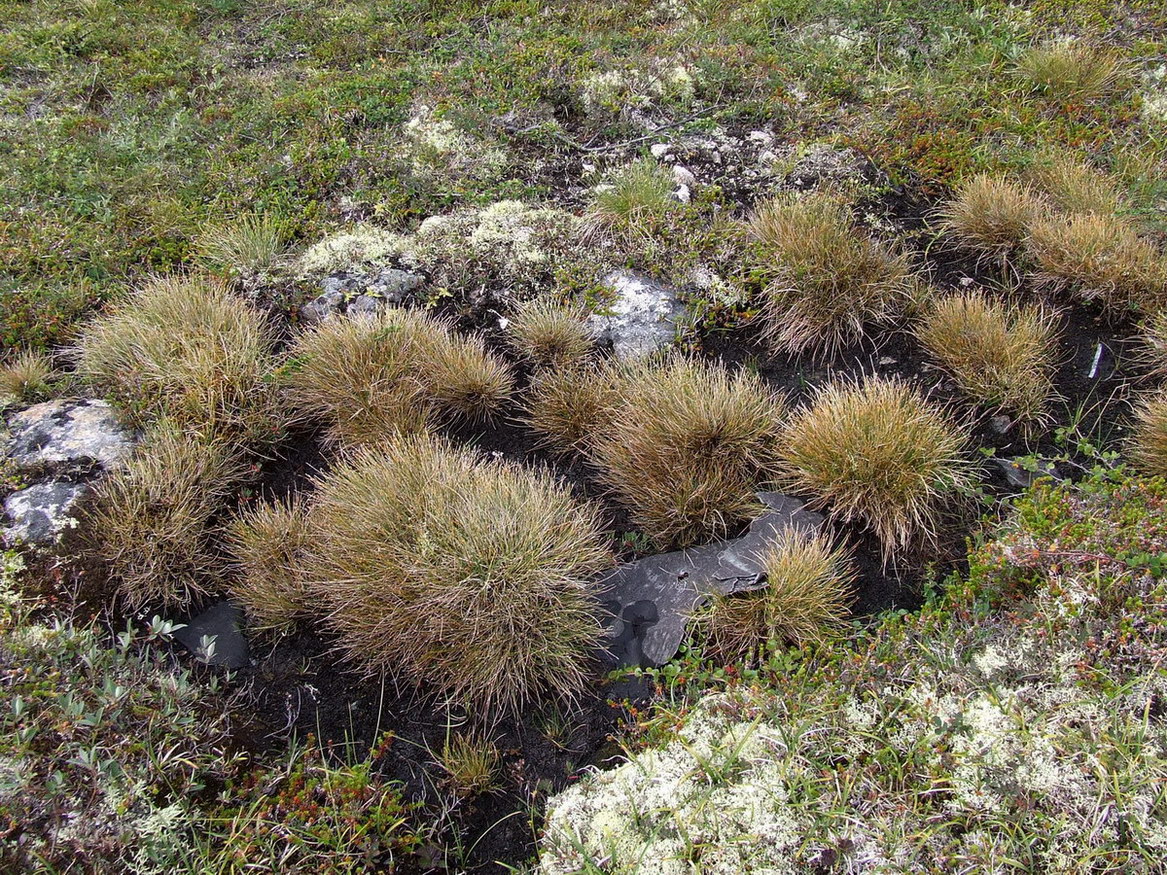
600,493,825,667
587,271,688,360
6,399,134,474
3,481,88,547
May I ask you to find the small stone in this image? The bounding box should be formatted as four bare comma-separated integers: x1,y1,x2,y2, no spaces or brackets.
878,356,897,366
989,414,1012,435
371,267,425,303
650,143,670,159
300,286,345,325
3,481,87,547
347,294,382,317
7,400,134,473
747,130,774,144
672,165,697,187
173,601,249,669
671,184,691,204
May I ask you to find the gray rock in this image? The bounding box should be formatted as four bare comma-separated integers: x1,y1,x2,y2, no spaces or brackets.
347,294,382,317
788,145,866,189
3,481,88,546
370,267,425,303
672,184,691,204
173,600,249,669
587,271,688,360
6,400,134,473
300,285,346,325
650,143,670,159
993,457,1064,490
601,493,825,667
672,165,697,188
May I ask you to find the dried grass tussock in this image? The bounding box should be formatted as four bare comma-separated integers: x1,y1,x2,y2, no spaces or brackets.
89,423,247,610
938,173,1044,262
303,434,612,716
915,290,1060,422
282,308,513,448
590,356,786,548
699,531,855,663
748,195,914,357
75,273,279,442
779,376,974,559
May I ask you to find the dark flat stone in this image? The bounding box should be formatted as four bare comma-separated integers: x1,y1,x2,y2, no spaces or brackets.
600,492,824,667
174,600,249,669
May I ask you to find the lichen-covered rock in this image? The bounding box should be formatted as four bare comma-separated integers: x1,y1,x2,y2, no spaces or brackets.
299,268,427,324
587,271,688,359
6,400,134,474
3,481,87,546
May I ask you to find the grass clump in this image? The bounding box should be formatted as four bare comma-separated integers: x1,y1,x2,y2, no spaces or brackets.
197,214,287,280
699,532,855,663
748,195,914,357
1028,152,1123,216
915,291,1060,423
282,309,513,448
778,376,973,558
1135,309,1167,377
590,357,786,548
75,274,279,443
0,350,54,405
937,173,1044,263
89,424,247,611
1014,42,1128,102
303,434,612,716
227,497,313,634
584,159,678,246
1127,389,1167,477
506,296,594,370
522,361,624,456
438,734,500,798
1026,213,1167,314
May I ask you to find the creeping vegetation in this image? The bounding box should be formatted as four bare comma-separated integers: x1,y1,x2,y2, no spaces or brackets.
748,195,914,357
303,434,612,715
779,376,974,559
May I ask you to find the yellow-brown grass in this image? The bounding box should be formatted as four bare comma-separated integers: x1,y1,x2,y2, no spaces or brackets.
778,376,974,560
1128,389,1167,477
281,308,513,448
507,297,595,369
522,361,624,456
227,497,313,634
699,531,855,662
590,357,786,548
1026,213,1167,314
748,195,914,357
75,274,279,444
0,350,54,404
302,434,612,716
1027,152,1123,216
938,174,1044,262
89,423,247,610
1014,42,1128,103
915,291,1060,422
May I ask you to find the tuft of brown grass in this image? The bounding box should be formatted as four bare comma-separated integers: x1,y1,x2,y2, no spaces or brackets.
303,433,612,716
0,350,55,404
1128,389,1167,477
590,356,786,548
88,423,247,611
914,291,1060,423
521,361,624,456
1014,42,1128,103
507,297,595,370
227,497,313,634
938,174,1044,263
1026,213,1167,314
75,274,279,444
748,195,914,357
699,531,855,662
1027,152,1123,216
281,308,513,448
1135,310,1167,377
778,376,974,559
